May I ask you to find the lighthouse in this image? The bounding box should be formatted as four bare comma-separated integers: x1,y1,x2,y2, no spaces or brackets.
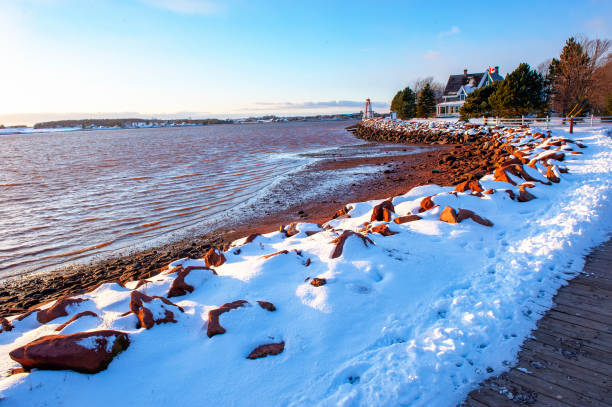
363,98,373,119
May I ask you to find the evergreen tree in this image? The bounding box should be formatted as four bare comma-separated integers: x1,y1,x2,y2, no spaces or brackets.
548,37,592,115
489,63,548,117
390,87,416,119
459,82,500,120
399,87,416,119
390,90,404,115
416,83,436,118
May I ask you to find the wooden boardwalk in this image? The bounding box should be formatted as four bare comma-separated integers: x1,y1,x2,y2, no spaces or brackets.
463,238,612,407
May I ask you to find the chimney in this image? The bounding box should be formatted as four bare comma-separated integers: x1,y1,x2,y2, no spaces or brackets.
494,66,499,74
463,69,468,76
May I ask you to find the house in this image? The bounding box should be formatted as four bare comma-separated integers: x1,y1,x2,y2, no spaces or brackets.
436,67,504,117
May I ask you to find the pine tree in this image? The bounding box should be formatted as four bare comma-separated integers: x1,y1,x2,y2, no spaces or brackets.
399,87,416,119
548,37,592,115
416,83,437,118
390,90,404,116
489,63,548,117
459,81,500,120
390,87,416,120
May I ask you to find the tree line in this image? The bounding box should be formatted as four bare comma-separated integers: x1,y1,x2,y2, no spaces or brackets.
389,36,611,120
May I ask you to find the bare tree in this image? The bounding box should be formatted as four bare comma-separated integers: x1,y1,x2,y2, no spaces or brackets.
549,36,610,115
412,77,445,103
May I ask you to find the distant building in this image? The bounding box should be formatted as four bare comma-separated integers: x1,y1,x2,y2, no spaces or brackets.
436,67,504,117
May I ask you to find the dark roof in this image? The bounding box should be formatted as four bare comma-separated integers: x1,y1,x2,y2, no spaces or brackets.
443,72,485,96
489,72,504,82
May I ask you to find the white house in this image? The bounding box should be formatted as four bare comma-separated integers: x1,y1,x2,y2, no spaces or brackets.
436,67,504,117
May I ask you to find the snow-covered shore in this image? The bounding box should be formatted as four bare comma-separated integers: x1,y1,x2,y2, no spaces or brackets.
1,122,611,406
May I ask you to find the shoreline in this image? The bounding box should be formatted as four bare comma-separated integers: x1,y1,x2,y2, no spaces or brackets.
0,141,459,317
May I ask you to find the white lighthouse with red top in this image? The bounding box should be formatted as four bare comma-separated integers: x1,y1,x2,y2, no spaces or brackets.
363,98,373,119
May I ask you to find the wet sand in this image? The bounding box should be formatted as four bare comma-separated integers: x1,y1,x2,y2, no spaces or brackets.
0,144,460,317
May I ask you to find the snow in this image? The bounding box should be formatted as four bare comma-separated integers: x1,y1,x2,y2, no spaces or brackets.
0,125,611,406
76,335,115,353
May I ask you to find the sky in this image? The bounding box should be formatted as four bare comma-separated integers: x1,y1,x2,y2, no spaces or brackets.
0,0,611,125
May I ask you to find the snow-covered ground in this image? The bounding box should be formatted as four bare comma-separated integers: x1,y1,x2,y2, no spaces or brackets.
0,125,611,406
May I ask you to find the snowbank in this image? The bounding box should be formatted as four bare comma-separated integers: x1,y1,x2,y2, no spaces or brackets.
0,125,611,406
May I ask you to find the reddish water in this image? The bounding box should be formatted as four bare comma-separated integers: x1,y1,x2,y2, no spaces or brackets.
0,121,417,278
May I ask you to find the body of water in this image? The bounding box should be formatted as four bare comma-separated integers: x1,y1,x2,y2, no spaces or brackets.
0,121,420,278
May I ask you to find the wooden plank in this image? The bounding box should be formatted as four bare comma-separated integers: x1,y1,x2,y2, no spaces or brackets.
522,339,612,378
505,369,609,407
546,309,612,334
461,396,499,407
553,292,612,316
514,357,611,402
537,317,612,352
548,300,612,323
529,331,612,365
570,277,612,292
518,347,612,389
468,384,535,406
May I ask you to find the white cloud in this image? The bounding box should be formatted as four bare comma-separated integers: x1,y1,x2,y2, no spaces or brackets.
423,50,441,60
139,0,221,14
438,26,461,37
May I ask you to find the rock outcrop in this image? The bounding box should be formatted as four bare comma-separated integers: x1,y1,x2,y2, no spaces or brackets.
9,330,129,374
247,342,285,359
207,300,249,338
129,291,183,329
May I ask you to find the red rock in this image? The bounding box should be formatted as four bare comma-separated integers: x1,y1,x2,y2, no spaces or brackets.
261,250,289,259
207,300,249,338
570,151,583,155
55,311,99,332
129,291,184,329
546,166,560,183
393,214,422,224
204,248,226,267
305,258,311,267
310,278,327,287
245,234,260,244
281,223,299,237
494,164,540,186
558,167,569,174
17,309,40,321
370,224,397,236
440,206,460,223
505,190,517,200
0,317,13,333
440,206,493,226
370,200,394,221
247,342,285,359
9,368,27,376
168,265,212,298
419,196,437,212
332,206,350,219
9,330,129,374
483,189,495,195
134,279,150,289
37,298,89,324
457,209,493,227
518,186,536,202
330,230,374,259
257,301,276,311
455,180,484,193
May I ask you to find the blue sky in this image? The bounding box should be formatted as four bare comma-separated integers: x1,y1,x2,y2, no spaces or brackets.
0,0,610,124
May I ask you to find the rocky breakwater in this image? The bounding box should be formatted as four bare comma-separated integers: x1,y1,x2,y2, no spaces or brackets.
353,119,542,184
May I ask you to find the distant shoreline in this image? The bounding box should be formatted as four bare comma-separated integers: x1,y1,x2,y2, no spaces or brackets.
0,114,366,136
